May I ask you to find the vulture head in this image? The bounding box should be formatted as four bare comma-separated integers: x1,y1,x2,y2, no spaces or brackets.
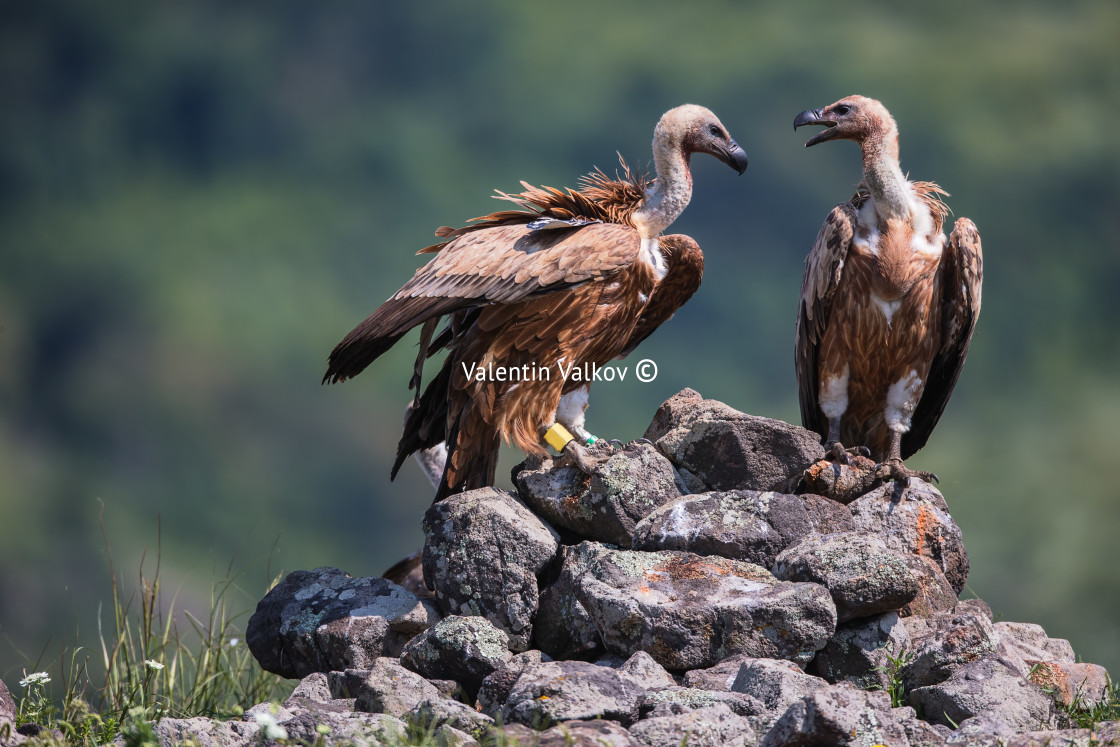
656,104,749,174
793,95,896,148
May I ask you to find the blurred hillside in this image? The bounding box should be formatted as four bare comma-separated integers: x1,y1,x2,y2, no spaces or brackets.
1,1,1117,682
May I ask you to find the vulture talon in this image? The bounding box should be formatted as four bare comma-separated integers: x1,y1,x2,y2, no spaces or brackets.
873,459,938,489
607,439,625,448
561,440,605,474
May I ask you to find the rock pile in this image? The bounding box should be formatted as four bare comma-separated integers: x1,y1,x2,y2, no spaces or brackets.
220,389,1115,746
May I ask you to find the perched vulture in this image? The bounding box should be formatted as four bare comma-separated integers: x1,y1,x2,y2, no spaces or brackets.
324,105,748,500
792,95,982,483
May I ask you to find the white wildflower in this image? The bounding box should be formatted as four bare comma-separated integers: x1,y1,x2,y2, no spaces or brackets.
145,659,165,671
19,672,51,688
228,637,240,648
253,710,289,741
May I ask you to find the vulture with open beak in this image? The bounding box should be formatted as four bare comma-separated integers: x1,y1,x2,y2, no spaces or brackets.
793,95,982,484
325,105,748,500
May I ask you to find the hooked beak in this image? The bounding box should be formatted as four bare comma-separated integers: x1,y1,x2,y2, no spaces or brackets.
793,108,839,147
720,139,749,174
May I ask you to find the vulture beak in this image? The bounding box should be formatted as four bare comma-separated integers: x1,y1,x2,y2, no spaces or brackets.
793,108,839,147
721,139,750,174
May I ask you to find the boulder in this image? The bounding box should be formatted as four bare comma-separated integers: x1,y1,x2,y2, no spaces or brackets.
728,657,829,731
422,488,560,651
902,610,1000,691
246,566,440,679
849,479,969,593
812,611,911,691
995,621,1076,664
614,651,678,690
638,687,764,718
1025,660,1111,709
797,454,882,504
150,717,260,747
352,658,443,717
242,702,414,746
629,703,757,747
681,654,761,692
536,719,639,746
773,532,919,623
899,554,959,618
758,682,911,747
476,650,548,717
565,542,836,669
501,660,647,728
908,658,1055,731
514,443,682,546
632,490,853,568
533,548,604,660
399,615,512,700
644,389,825,491
408,698,495,739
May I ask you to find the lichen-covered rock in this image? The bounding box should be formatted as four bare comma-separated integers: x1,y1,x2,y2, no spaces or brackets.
681,654,761,692
995,621,1076,664
629,703,757,747
537,719,639,746
400,615,511,699
615,651,678,690
638,687,764,718
759,682,911,747
902,610,1000,691
849,479,969,594
246,566,440,679
476,650,547,717
632,490,854,568
728,657,829,731
908,658,1055,731
812,611,911,691
567,542,836,669
514,443,681,546
1025,660,1111,709
533,547,604,660
0,677,18,735
283,672,333,707
353,658,443,717
899,554,959,618
408,698,495,739
892,705,952,746
644,389,825,491
797,454,881,504
501,660,647,728
149,716,260,747
773,532,919,623
423,488,560,651
243,702,416,747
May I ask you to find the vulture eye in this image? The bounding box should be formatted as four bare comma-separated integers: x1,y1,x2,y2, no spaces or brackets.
708,125,722,137
835,105,852,116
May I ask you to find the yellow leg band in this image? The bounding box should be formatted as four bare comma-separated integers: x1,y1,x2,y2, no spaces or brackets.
544,423,576,452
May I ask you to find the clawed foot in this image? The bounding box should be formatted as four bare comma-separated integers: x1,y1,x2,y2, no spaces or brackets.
560,440,608,473
606,437,653,448
873,459,939,488
824,441,871,466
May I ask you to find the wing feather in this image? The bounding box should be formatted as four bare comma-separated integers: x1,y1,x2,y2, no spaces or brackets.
901,217,982,458
618,234,703,358
796,203,857,440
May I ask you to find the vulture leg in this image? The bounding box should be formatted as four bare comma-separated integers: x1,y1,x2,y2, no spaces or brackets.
823,418,870,465
874,431,939,487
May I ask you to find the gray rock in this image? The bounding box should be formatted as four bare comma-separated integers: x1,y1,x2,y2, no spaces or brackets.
533,547,604,660
149,717,260,747
484,723,539,745
326,668,370,699
400,615,512,699
682,654,761,692
638,687,764,718
995,621,1076,664
644,389,825,492
501,659,647,728
249,701,417,746
0,678,17,735
567,542,836,669
900,555,959,618
902,611,1000,691
423,488,560,651
893,705,953,746
477,649,547,717
909,658,1055,731
773,532,919,623
953,598,993,621
812,611,911,691
537,719,639,746
283,672,333,707
515,443,682,546
728,657,829,731
353,657,443,717
408,698,495,739
246,566,440,679
798,454,882,504
759,682,912,747
849,479,970,594
633,490,854,568
616,651,677,690
629,703,757,747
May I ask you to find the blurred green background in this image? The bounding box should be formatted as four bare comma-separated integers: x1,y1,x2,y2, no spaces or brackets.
1,1,1117,683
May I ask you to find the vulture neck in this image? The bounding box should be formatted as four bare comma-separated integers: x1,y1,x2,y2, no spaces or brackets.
631,143,693,241
859,124,912,222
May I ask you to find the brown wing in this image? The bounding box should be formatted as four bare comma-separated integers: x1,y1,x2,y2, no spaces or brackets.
901,217,983,458
324,222,642,383
796,202,858,440
618,234,703,358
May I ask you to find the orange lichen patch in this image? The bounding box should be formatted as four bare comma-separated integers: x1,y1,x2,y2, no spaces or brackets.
1027,660,1072,704
652,556,731,580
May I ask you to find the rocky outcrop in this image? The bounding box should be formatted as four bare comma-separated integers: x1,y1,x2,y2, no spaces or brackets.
229,391,1116,747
